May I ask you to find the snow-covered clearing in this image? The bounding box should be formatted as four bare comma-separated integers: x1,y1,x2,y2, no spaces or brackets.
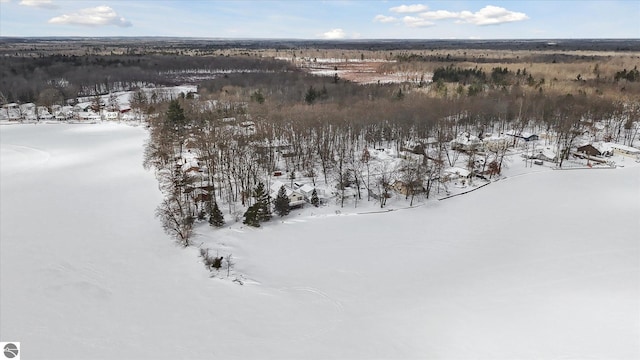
1,123,638,359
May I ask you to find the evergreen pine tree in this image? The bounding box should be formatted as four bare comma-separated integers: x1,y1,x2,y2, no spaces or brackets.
274,185,290,217
209,201,225,227
253,182,271,222
243,204,260,227
311,188,320,207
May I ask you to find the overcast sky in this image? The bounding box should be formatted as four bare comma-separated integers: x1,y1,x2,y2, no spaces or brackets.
1,0,638,39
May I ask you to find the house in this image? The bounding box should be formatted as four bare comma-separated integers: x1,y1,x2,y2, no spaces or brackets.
2,103,21,120
533,147,557,162
298,184,316,199
103,111,119,121
482,135,510,152
577,144,601,157
181,160,201,174
600,142,640,157
505,130,539,142
270,181,305,208
54,106,74,120
37,106,54,120
74,102,92,113
450,133,483,152
443,167,471,179
19,103,36,115
190,188,210,203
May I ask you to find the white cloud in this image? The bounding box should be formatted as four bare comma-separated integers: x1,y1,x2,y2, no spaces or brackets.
456,5,528,25
381,4,528,28
373,14,398,23
389,4,429,14
320,28,346,40
416,10,459,21
403,16,434,28
48,6,132,27
19,0,57,8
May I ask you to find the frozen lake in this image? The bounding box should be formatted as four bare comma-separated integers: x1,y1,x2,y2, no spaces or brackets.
1,123,638,359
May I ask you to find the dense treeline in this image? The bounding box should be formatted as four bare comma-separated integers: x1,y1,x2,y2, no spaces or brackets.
395,52,615,64
432,65,486,84
0,54,292,103
145,64,639,245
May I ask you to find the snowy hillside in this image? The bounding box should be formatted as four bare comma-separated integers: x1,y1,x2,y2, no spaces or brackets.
1,123,638,359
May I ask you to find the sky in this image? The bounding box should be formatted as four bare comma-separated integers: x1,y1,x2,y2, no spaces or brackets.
0,0,639,39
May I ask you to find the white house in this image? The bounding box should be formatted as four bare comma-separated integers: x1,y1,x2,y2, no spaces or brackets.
270,181,305,207
450,133,483,152
599,142,640,156
37,106,54,120
2,103,21,120
533,146,557,162
298,184,316,199
103,111,120,121
482,135,510,152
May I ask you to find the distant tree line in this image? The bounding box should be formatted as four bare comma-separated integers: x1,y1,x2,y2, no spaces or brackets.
0,54,292,104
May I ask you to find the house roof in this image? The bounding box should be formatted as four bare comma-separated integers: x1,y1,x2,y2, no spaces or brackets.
605,142,640,154
537,146,556,160
270,182,302,199
299,184,315,193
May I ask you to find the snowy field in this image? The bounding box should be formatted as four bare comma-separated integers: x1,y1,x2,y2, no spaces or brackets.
1,123,638,359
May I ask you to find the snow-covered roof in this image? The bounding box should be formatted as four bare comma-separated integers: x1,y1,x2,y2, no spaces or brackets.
483,135,508,142
603,142,640,154
536,146,557,160
504,130,537,139
181,160,199,172
270,180,286,193
299,184,315,194
270,181,303,199
452,133,481,144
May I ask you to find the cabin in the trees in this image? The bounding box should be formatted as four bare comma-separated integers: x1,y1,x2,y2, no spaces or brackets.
298,184,316,200
505,131,539,142
482,135,510,152
443,167,471,182
532,147,558,162
577,144,602,157
450,133,483,152
605,143,640,157
270,181,305,208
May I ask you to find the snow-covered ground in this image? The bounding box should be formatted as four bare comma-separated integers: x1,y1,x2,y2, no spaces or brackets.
1,123,638,359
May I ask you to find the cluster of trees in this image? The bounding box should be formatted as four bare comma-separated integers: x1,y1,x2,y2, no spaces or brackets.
432,65,486,84
0,54,291,104
146,69,639,246
614,66,639,82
